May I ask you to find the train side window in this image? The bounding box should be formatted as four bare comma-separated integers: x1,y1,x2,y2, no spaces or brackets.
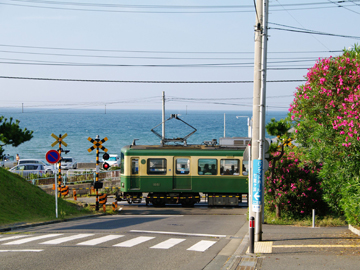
198,159,217,175
131,158,139,175
220,159,240,175
176,158,190,175
147,158,167,175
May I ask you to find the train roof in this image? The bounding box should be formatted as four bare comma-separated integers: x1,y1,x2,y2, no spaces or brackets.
121,144,245,157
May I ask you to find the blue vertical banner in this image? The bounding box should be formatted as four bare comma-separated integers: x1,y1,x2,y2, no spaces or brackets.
252,159,263,212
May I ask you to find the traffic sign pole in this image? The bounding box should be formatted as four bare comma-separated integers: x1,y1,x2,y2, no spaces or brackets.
46,149,61,219
54,165,58,218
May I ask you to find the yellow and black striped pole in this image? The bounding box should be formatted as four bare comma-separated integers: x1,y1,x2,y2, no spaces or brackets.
95,137,100,211
58,134,62,198
87,135,108,211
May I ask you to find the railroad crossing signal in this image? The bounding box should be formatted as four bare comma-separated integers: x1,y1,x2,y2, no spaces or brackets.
87,137,108,152
51,133,68,147
88,135,108,211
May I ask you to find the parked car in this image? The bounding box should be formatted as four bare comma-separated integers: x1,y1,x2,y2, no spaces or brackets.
18,159,53,174
102,154,120,167
60,157,77,170
10,163,45,178
0,155,17,168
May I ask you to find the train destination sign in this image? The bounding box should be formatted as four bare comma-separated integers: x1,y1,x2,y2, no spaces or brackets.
46,150,61,164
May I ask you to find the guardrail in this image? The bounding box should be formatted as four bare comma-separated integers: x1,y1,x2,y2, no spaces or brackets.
27,170,121,186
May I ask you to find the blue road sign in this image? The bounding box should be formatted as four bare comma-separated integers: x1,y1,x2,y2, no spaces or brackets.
252,159,263,212
46,150,61,164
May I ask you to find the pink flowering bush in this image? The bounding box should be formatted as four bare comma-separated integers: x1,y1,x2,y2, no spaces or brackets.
289,45,360,226
265,150,326,219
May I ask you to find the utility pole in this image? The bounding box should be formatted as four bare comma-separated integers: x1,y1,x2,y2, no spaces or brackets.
251,0,264,242
260,0,269,224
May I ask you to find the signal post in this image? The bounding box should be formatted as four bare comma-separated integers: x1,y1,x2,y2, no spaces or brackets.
88,135,108,211
51,133,68,197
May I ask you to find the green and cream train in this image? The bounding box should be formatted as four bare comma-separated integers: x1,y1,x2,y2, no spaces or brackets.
117,140,249,207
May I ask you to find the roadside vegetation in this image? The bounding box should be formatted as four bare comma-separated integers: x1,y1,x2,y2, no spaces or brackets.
265,44,360,227
0,167,94,227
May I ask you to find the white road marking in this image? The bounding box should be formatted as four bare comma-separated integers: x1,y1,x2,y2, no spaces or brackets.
77,235,124,246
0,249,43,252
40,234,94,244
150,238,186,249
187,240,217,252
113,236,155,247
3,234,62,245
0,235,30,242
130,230,226,238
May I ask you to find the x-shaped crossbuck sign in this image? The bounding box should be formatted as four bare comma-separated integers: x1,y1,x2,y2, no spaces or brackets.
87,137,108,152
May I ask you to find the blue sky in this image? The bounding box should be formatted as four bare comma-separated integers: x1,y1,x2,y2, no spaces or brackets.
0,0,359,112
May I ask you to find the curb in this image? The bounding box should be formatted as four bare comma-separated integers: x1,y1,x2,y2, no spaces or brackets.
349,224,360,236
0,213,105,233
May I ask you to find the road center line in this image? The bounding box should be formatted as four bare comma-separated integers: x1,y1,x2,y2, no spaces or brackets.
130,230,226,238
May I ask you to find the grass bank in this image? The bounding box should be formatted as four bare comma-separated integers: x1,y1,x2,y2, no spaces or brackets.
0,167,95,227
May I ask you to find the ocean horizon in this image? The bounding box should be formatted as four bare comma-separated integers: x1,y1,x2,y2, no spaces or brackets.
0,108,288,163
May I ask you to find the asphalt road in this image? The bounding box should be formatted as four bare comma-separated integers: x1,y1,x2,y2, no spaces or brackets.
0,203,248,270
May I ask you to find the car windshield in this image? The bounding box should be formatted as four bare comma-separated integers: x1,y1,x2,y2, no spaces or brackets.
40,160,50,166
63,158,72,162
109,157,117,161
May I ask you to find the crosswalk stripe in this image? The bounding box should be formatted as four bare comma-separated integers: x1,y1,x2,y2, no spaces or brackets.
113,236,155,247
40,234,94,245
77,235,124,246
150,238,186,249
0,235,30,242
187,240,216,252
3,234,62,245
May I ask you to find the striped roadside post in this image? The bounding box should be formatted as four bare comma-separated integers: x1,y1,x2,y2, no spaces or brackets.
51,133,68,198
88,135,108,211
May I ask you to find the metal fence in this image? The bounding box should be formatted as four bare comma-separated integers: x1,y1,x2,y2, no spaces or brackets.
27,170,121,186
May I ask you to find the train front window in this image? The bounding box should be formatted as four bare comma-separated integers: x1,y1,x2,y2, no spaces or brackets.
198,159,217,175
120,152,124,174
176,158,190,175
147,158,167,175
220,159,240,175
131,159,139,175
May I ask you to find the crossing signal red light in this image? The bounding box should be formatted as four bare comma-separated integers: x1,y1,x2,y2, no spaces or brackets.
103,153,109,160
103,162,110,170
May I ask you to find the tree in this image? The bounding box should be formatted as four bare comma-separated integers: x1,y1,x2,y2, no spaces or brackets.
0,116,33,159
289,44,360,225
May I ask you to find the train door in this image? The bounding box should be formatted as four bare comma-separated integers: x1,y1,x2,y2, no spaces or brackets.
130,158,140,189
173,157,191,190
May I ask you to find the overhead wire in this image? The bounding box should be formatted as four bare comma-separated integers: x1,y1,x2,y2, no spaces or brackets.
0,75,305,83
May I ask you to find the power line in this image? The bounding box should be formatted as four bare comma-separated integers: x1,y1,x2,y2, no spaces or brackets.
327,0,360,15
0,43,343,55
0,75,306,83
270,26,360,39
2,0,360,14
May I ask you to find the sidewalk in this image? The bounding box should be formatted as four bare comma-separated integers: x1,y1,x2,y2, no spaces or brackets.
228,224,360,270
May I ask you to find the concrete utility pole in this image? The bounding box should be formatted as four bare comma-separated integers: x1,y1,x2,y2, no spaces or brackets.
260,0,269,224
251,0,269,242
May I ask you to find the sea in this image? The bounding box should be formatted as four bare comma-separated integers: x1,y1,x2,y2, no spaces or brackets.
0,109,288,163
